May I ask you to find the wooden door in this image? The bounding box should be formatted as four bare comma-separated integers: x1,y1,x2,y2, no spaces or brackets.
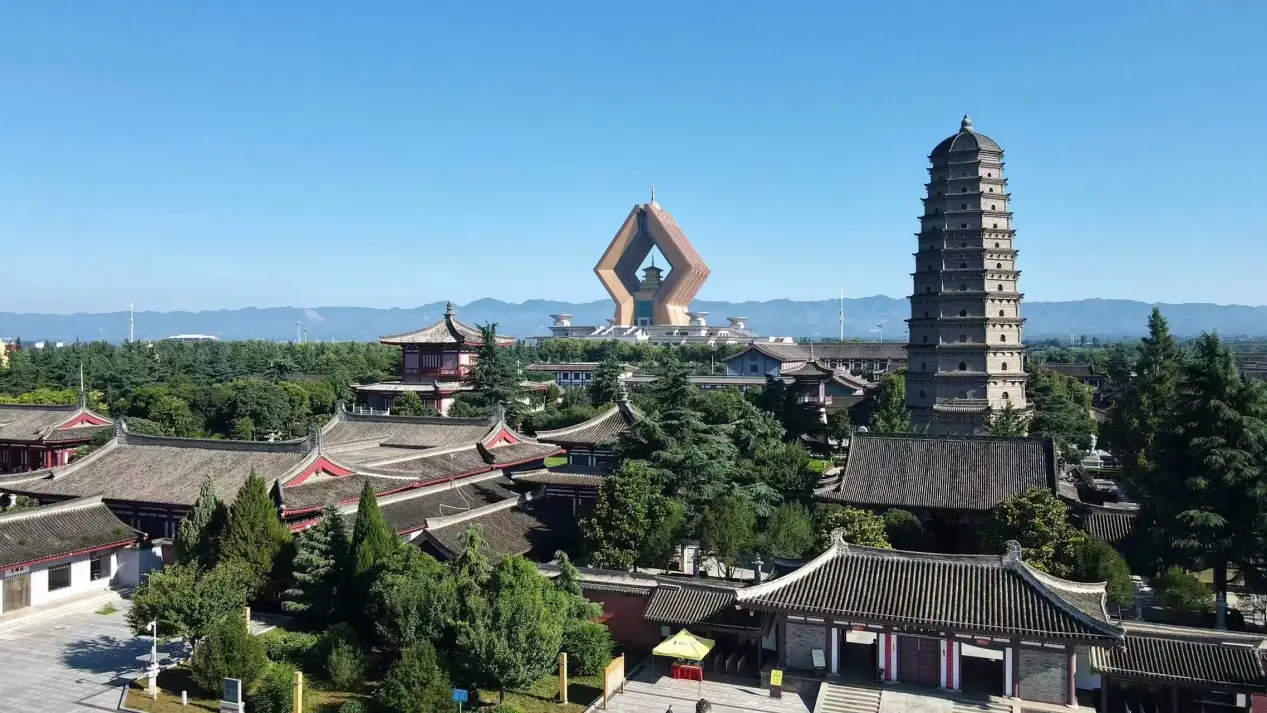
2,573,30,613
897,636,940,686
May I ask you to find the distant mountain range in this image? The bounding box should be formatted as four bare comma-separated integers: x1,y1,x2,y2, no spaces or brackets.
4,298,1267,344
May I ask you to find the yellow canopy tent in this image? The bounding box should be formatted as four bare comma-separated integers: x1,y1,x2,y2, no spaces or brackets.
653,629,715,660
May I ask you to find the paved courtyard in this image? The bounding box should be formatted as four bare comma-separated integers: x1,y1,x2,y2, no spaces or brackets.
601,668,816,713
0,600,182,713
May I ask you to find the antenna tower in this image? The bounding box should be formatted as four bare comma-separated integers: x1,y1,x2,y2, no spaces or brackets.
129,303,135,343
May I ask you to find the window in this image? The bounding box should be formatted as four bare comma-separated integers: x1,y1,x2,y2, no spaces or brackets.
997,284,1004,291
961,242,967,247
920,362,926,370
90,555,105,581
1002,392,1010,400
999,310,1005,317
924,311,930,317
1002,362,1009,371
987,172,993,177
958,284,966,291
921,335,928,343
960,223,968,228
936,191,942,196
927,265,933,271
918,390,926,398
961,187,967,193
572,372,582,380
992,223,998,228
48,563,72,591
1000,335,1007,342
958,362,967,371
996,262,1003,268
959,310,967,317
990,204,996,210
959,334,967,342
749,363,758,373
994,242,1000,247
960,204,967,209
925,286,932,293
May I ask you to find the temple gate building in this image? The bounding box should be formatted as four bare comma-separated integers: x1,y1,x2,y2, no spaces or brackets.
906,116,1029,435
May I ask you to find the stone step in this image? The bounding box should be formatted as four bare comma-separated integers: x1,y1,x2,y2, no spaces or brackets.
818,683,882,713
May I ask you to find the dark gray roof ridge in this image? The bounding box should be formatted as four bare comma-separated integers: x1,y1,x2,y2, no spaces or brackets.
119,423,315,454
424,490,532,531
1012,551,1118,635
852,431,1047,445
0,494,108,524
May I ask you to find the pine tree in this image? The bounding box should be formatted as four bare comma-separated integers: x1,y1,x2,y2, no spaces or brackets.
985,402,1028,437
580,461,660,569
589,352,623,406
1143,332,1267,627
219,471,292,596
1104,308,1184,484
868,372,911,435
282,506,349,627
175,476,229,568
469,323,524,424
553,551,601,619
452,525,491,584
350,482,399,579
1027,367,1095,462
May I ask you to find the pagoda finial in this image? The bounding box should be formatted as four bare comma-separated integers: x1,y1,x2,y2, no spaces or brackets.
648,184,658,208
445,301,454,316
961,114,973,132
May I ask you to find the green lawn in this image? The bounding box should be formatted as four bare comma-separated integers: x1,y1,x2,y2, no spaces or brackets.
475,671,604,713
806,459,828,474
127,666,369,713
544,455,568,468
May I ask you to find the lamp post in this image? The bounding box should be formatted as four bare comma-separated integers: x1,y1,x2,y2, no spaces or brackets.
146,620,158,696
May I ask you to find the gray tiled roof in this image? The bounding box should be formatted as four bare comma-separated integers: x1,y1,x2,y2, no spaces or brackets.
533,401,642,447
322,412,491,448
931,119,1002,157
780,361,836,379
1045,363,1095,379
372,474,524,535
0,405,111,444
512,469,605,488
732,342,909,365
371,445,492,478
426,496,577,561
1091,633,1267,688
644,583,759,631
379,305,515,346
526,363,603,372
0,496,142,569
1082,504,1138,545
7,432,312,507
486,441,563,466
823,433,1055,512
282,472,417,512
738,536,1122,642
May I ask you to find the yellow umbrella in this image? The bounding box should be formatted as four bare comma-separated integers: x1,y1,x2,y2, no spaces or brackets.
653,629,715,660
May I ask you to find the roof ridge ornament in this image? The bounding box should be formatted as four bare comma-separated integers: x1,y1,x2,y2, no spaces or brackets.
829,527,849,551
961,114,973,133
1003,539,1022,565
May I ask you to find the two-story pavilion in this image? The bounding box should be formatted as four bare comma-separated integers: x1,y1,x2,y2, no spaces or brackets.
0,404,112,473
356,303,515,415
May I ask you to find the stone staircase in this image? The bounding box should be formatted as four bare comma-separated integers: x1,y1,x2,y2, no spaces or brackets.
815,682,883,713
952,699,1013,713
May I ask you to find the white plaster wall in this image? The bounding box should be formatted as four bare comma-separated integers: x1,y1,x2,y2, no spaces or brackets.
30,553,115,607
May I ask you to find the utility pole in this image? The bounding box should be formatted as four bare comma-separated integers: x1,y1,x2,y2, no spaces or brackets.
129,303,134,343
839,288,844,342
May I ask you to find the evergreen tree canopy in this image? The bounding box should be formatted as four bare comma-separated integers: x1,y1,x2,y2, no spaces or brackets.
984,403,1028,437
175,475,228,569
816,505,890,549
580,461,663,570
554,551,603,619
127,560,253,644
379,642,453,713
1142,332,1267,612
469,323,524,425
1103,308,1184,483
867,373,911,435
219,471,292,596
761,502,816,559
390,391,437,417
372,548,459,653
282,506,350,627
981,488,1084,577
1027,367,1095,462
589,353,624,406
700,494,756,577
350,481,399,579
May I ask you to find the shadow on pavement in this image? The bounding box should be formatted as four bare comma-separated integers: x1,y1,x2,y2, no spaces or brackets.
61,633,188,685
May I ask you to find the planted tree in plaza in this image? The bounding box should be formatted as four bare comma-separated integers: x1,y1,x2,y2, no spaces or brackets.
191,615,267,694
175,475,229,569
129,560,253,644
379,642,453,713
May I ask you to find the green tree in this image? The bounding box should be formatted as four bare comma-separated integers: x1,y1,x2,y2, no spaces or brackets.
700,494,756,578
746,439,814,493
1151,567,1215,613
580,461,663,570
589,353,624,406
379,642,453,713
1103,308,1184,483
867,373,911,435
984,403,1028,437
191,615,268,694
175,476,229,569
553,552,602,619
282,506,350,628
816,505,890,549
561,620,613,676
640,496,687,571
1027,367,1095,462
469,323,524,425
128,561,253,644
762,502,816,559
347,481,400,630
391,391,436,417
1142,333,1267,626
247,663,297,713
981,488,1084,577
882,509,926,551
219,472,292,597
372,548,459,653
1071,537,1135,608
455,556,568,702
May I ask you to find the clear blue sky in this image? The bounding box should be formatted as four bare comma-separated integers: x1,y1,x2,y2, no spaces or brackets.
3,1,1264,314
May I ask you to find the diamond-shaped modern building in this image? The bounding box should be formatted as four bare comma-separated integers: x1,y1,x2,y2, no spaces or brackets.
593,193,710,328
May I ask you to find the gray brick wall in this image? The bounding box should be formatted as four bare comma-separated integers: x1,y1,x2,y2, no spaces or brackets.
785,621,826,670
1018,648,1068,704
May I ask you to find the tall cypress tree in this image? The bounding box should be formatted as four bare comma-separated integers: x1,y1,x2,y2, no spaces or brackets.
219,471,292,596
282,506,350,627
470,323,524,424
589,353,623,406
350,482,398,578
175,475,229,569
1104,308,1184,484
1144,333,1267,627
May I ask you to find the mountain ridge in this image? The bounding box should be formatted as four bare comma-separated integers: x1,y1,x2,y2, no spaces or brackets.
3,297,1266,343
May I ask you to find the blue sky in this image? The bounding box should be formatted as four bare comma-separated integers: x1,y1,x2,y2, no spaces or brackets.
3,1,1264,313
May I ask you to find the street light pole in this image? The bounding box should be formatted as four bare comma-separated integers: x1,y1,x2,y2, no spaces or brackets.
146,620,158,696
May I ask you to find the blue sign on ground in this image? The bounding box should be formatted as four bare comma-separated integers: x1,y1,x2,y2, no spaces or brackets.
452,689,469,703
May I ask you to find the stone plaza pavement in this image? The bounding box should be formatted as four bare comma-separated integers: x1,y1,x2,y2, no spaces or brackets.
0,599,181,713
599,668,816,713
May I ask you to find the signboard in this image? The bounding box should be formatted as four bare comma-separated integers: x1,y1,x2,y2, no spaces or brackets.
452,689,468,703
811,648,826,668
602,655,626,709
220,678,243,713
769,669,783,686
